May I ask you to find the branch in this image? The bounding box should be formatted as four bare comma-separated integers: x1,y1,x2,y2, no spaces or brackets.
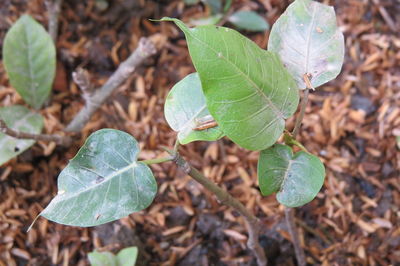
165,148,267,266
45,0,63,43
0,119,72,146
65,37,157,132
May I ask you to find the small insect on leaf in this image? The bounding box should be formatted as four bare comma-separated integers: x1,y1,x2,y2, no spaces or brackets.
193,120,219,131
95,214,101,220
303,73,314,90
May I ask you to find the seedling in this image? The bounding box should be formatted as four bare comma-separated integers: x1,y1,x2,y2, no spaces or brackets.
0,15,58,165
88,246,138,266
1,1,344,265
184,0,269,31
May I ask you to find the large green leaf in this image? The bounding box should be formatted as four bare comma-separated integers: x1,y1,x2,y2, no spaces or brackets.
258,144,325,207
3,15,56,109
0,105,43,166
228,11,269,32
41,129,157,227
268,0,344,89
164,73,224,144
161,18,299,151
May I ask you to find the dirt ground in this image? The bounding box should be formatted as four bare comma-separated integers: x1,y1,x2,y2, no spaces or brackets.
0,0,399,265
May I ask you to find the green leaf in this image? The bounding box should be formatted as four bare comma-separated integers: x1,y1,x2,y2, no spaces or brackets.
160,18,299,151
258,144,325,207
41,129,157,227
184,0,199,5
223,0,232,13
268,0,344,89
228,11,269,32
116,247,138,266
88,251,117,266
164,73,224,144
204,0,222,14
190,14,223,26
3,14,56,109
0,105,44,166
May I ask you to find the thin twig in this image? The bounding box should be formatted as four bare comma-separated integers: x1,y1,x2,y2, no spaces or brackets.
0,119,72,146
65,37,157,132
45,0,63,43
164,148,267,266
372,0,397,32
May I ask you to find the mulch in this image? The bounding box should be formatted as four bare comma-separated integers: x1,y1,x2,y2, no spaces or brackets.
0,0,399,265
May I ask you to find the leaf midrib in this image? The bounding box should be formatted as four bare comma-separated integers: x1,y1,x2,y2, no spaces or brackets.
187,29,284,120
22,19,38,108
305,3,318,73
49,161,139,203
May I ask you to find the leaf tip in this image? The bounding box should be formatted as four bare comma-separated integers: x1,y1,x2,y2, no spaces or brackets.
27,213,41,232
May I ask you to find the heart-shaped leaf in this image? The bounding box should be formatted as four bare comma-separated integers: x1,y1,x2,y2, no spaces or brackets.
161,18,299,151
258,144,325,207
268,0,344,89
0,105,43,166
164,73,224,144
228,11,269,32
41,129,157,227
3,15,56,109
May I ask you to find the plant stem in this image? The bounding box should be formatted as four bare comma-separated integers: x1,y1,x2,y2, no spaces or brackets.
45,0,63,43
165,148,267,266
0,119,72,146
286,75,312,266
139,157,173,165
285,208,306,266
292,88,309,138
65,37,157,132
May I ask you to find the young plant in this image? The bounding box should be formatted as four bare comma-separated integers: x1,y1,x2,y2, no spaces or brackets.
184,0,269,32
0,15,56,165
27,0,344,264
88,246,138,266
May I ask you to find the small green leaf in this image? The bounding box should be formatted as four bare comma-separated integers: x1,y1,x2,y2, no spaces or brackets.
41,129,157,227
258,144,325,207
228,11,269,32
88,251,117,266
268,0,344,89
0,105,43,166
164,73,224,144
223,0,232,13
190,14,223,26
160,18,299,151
184,0,199,5
116,247,138,266
204,0,222,14
3,14,56,109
